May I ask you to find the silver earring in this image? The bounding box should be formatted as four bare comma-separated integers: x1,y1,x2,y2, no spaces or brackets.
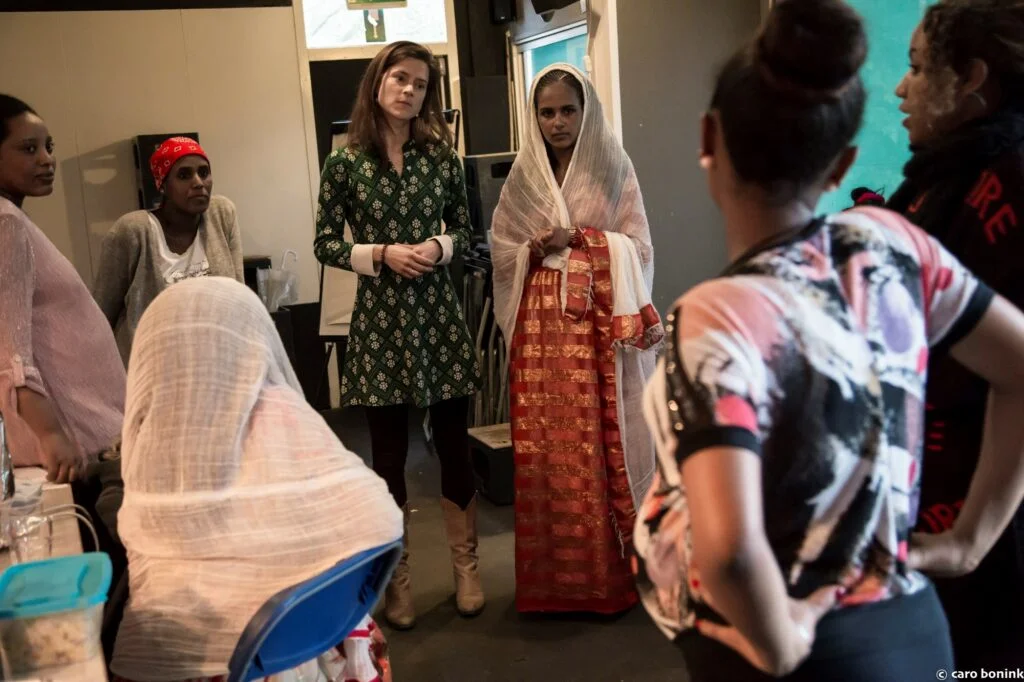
969,92,988,110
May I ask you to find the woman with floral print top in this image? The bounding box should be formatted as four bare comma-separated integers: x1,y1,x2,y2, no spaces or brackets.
632,2,1024,681
314,41,483,631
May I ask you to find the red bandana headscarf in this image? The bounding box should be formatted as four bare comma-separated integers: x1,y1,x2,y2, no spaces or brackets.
150,137,208,191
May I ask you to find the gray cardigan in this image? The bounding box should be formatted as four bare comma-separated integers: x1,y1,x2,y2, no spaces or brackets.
92,195,245,365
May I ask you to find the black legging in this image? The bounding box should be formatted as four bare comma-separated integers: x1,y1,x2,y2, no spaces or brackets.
365,396,475,509
677,583,954,682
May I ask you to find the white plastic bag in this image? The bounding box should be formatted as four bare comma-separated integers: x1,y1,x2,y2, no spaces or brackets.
264,250,300,313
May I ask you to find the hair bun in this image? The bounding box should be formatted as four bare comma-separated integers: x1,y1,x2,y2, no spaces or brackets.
757,0,867,96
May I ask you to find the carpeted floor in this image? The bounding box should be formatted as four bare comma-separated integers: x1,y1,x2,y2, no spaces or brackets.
324,407,690,682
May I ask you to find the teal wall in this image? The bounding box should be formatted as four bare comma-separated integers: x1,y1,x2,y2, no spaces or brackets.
819,0,935,213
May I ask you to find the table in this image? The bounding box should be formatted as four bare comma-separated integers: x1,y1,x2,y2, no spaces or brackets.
2,467,82,570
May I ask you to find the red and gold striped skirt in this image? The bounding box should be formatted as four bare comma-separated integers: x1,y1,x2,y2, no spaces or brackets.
510,242,638,614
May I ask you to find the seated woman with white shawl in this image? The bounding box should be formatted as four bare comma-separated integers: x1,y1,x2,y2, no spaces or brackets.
491,64,662,614
110,277,402,682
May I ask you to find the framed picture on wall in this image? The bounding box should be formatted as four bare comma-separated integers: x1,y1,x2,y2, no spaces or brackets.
307,0,446,51
347,0,406,8
364,9,387,42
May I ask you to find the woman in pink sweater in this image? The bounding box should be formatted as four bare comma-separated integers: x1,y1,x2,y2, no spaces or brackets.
0,92,126,588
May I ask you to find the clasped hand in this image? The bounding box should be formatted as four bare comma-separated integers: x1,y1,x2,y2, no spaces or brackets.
529,226,573,258
384,241,441,279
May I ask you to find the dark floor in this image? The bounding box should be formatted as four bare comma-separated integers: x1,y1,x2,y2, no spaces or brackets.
324,408,690,682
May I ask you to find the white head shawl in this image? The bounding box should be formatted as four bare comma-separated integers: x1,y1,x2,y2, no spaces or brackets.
112,277,402,681
490,64,658,507
490,63,655,343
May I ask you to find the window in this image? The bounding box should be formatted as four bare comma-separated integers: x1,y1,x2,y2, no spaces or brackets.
304,0,448,51
521,24,588,97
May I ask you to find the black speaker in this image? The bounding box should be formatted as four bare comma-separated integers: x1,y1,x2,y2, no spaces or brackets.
133,132,199,210
470,426,514,506
490,0,515,23
531,0,577,13
462,76,511,156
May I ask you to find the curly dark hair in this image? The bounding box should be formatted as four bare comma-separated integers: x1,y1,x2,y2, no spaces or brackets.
922,0,1024,100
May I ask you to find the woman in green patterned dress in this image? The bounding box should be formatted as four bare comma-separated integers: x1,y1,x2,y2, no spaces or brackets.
314,41,483,631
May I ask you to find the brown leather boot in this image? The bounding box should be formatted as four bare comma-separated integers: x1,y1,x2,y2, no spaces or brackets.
384,505,415,630
440,495,485,617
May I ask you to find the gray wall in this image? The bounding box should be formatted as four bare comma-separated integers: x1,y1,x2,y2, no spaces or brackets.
618,0,762,312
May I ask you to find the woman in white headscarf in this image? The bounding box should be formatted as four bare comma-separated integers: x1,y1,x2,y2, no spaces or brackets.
491,64,662,614
110,277,402,682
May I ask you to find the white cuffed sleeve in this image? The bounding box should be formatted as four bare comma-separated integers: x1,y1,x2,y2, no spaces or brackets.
350,244,382,277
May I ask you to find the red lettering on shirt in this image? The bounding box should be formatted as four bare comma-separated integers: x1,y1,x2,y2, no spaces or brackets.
984,202,1018,244
919,500,965,533
967,170,1003,220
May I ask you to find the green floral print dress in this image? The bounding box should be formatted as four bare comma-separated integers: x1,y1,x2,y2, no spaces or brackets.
314,141,481,408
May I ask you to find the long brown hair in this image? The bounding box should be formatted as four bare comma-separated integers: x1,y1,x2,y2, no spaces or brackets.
348,41,452,159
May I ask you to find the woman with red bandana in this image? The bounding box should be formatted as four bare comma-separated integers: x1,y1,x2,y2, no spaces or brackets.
93,136,244,365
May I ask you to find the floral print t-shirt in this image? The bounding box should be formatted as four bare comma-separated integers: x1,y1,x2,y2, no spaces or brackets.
632,207,994,640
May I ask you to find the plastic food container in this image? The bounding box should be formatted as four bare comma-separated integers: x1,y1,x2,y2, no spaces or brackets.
0,552,112,678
